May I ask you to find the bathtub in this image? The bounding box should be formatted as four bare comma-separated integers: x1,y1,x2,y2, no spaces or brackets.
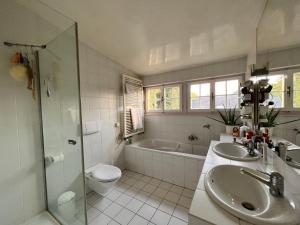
124,139,207,190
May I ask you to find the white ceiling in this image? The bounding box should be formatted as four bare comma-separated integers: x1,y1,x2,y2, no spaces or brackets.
257,0,300,52
40,0,267,75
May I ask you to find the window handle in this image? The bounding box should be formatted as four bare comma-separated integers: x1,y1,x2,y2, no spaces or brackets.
287,86,291,97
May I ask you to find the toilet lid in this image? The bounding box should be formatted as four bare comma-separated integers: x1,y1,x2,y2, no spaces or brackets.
91,165,121,182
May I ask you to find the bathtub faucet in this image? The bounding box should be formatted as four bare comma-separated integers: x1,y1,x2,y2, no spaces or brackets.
203,124,210,129
188,134,198,141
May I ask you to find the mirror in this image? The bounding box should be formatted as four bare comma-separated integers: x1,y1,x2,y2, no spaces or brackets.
256,0,300,169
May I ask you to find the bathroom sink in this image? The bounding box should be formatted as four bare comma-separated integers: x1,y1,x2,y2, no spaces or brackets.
213,143,261,161
286,149,300,169
205,165,300,225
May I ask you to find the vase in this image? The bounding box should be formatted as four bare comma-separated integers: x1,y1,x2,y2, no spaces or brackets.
225,125,236,135
260,127,274,137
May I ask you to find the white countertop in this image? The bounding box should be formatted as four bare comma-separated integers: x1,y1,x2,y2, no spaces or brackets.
189,134,300,225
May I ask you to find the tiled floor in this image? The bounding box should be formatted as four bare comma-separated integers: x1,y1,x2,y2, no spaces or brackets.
86,170,194,225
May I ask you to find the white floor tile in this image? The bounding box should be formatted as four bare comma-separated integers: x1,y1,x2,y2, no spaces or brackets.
158,200,175,215
182,189,194,198
89,213,112,225
153,188,168,198
133,173,143,180
115,183,131,193
151,210,171,225
177,196,192,209
87,192,101,205
145,195,162,208
137,203,156,220
92,197,113,212
158,181,173,191
114,208,135,225
170,185,184,195
134,191,150,202
141,176,152,183
126,198,144,213
173,205,188,222
143,184,157,193
103,203,123,218
168,217,187,225
125,187,140,197
150,178,161,187
108,220,120,225
124,178,137,186
164,191,180,203
115,194,132,207
87,207,101,223
133,180,147,189
128,215,148,225
106,190,122,201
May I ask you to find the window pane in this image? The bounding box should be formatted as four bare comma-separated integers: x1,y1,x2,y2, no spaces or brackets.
164,86,181,111
270,91,284,108
191,97,210,109
215,95,226,109
268,75,284,91
294,72,300,91
201,83,210,96
147,87,162,111
227,80,239,95
227,94,239,108
293,91,300,108
215,81,226,95
191,84,200,97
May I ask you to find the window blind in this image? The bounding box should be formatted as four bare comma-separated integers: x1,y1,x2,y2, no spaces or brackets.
122,74,144,138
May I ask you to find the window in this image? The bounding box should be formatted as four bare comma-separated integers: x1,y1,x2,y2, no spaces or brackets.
189,82,211,110
187,76,241,111
146,87,163,112
250,74,285,108
145,84,182,112
293,72,300,108
164,85,181,111
215,79,239,109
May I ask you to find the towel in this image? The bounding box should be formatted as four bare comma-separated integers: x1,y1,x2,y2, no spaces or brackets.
131,108,144,130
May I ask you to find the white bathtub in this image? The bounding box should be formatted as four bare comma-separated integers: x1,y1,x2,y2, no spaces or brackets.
124,139,207,190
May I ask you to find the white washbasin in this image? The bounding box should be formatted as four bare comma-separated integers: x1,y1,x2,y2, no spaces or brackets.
213,143,261,161
205,165,300,225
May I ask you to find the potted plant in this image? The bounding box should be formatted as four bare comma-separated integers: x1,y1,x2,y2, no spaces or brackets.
208,106,241,134
261,108,300,137
260,108,280,137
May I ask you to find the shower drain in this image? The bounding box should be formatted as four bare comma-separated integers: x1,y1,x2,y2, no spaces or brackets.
241,202,256,211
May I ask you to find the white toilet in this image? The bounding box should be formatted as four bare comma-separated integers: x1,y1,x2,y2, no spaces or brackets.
85,163,122,196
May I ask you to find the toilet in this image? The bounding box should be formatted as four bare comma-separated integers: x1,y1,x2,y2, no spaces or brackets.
85,163,122,196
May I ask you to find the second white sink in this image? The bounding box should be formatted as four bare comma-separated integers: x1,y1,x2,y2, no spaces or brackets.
205,165,300,225
213,142,261,161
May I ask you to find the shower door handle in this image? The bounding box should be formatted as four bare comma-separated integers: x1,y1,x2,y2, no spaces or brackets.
68,139,77,145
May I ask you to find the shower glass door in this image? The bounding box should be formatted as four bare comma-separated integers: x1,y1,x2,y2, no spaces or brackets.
38,24,87,225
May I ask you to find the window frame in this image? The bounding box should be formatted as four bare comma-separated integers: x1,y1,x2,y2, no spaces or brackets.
187,75,242,112
187,80,213,112
213,77,242,110
251,69,300,111
145,83,183,113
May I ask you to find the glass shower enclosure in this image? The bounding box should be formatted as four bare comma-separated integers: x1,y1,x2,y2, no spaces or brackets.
38,24,87,225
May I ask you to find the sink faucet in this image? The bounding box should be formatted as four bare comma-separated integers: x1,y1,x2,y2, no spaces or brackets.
240,168,284,197
233,138,256,157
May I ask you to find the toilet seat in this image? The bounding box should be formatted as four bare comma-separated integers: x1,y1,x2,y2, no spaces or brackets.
87,164,121,183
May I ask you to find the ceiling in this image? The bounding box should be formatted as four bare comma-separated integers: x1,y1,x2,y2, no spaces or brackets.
257,0,300,52
39,0,267,75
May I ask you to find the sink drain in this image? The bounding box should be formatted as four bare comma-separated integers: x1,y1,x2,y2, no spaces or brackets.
241,202,256,211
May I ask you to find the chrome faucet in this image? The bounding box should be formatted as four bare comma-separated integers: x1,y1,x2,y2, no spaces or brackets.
233,138,256,157
240,168,284,197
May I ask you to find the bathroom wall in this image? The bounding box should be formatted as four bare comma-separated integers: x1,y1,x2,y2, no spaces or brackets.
143,49,300,147
79,42,138,170
0,1,75,225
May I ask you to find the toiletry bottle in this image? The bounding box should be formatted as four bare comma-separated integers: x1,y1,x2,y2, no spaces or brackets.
263,141,268,164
